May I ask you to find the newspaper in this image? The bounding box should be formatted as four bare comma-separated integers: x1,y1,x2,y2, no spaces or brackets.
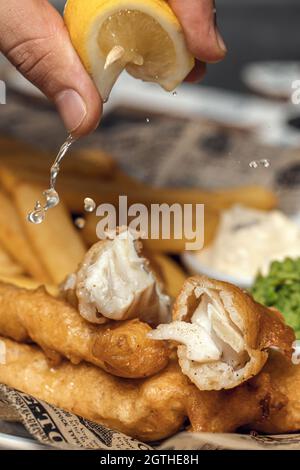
0,384,152,450
1,383,300,451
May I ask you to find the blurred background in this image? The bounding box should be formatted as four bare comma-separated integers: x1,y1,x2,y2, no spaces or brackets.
204,0,300,92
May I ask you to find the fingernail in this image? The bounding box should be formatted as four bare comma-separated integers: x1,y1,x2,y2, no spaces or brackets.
55,90,87,133
215,28,227,54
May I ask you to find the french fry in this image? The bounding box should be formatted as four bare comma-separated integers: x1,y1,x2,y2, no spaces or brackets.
153,254,187,299
0,274,58,296
0,158,277,218
212,186,278,212
0,189,50,282
0,145,278,214
82,206,220,254
0,243,24,277
0,136,278,212
58,182,277,213
11,181,86,284
0,166,20,193
0,137,117,180
64,182,277,215
71,147,117,178
147,204,220,253
113,168,145,189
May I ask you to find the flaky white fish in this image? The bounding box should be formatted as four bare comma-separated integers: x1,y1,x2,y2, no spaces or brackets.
150,275,295,390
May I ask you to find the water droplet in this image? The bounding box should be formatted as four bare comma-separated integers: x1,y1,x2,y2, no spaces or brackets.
43,188,59,209
172,91,177,96
84,197,96,213
146,118,150,123
249,159,270,169
27,135,74,224
50,164,59,182
261,159,270,168
27,209,45,225
75,217,86,229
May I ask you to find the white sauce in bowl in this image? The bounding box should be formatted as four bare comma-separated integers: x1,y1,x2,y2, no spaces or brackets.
196,205,300,280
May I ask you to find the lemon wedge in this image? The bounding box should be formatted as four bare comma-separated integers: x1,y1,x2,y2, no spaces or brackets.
64,0,194,100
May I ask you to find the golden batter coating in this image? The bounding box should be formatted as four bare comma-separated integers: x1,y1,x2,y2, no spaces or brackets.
187,371,287,433
0,338,188,442
0,337,290,441
151,275,295,390
0,282,169,378
250,351,300,434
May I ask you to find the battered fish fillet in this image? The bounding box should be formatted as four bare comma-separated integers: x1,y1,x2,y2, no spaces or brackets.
0,338,189,442
62,229,170,326
150,276,295,390
188,371,287,433
0,282,169,378
249,351,300,434
0,338,285,441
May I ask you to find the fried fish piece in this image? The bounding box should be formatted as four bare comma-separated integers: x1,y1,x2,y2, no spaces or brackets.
187,370,287,433
249,350,300,434
62,229,170,326
0,338,188,442
0,337,286,441
0,282,169,378
150,275,295,390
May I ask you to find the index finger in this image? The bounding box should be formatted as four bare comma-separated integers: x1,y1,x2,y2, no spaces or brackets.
168,0,227,63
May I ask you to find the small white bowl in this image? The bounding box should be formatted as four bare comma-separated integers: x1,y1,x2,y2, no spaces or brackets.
181,212,300,290
181,252,254,290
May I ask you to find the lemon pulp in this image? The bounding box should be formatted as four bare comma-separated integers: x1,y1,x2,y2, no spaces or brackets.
98,10,177,83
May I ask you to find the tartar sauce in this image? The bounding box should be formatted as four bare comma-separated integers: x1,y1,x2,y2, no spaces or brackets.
197,205,300,279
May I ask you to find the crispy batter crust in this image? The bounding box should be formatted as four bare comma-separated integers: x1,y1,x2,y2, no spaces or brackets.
0,338,188,442
188,372,287,433
249,351,300,434
0,337,289,440
161,275,295,390
0,282,169,378
174,276,294,356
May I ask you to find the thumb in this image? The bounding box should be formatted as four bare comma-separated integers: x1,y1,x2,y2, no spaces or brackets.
0,0,102,137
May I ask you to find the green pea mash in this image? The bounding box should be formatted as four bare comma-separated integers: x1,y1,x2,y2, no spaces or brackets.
252,258,300,339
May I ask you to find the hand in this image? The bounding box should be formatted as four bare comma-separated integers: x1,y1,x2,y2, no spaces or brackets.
0,0,101,137
169,0,227,82
0,0,226,137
